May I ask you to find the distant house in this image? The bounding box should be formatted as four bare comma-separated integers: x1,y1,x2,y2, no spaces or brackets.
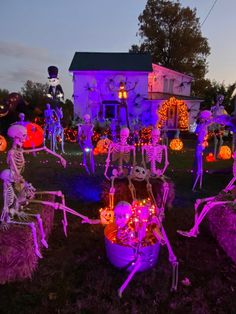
69,52,202,130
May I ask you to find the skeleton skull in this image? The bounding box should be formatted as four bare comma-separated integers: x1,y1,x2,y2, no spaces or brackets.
83,114,91,124
7,124,27,147
120,127,129,144
114,201,132,228
131,166,147,181
151,128,160,144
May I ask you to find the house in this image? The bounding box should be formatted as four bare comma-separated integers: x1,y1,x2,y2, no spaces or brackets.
69,52,202,131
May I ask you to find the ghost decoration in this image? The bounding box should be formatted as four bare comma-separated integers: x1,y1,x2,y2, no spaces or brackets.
47,66,64,102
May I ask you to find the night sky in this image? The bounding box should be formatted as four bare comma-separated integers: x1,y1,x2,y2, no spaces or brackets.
0,0,235,99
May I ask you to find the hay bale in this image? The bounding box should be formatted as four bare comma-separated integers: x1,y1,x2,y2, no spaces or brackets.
101,177,175,209
207,202,236,264
0,197,55,284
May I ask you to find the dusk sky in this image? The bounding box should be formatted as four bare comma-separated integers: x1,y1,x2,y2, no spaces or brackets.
0,0,235,99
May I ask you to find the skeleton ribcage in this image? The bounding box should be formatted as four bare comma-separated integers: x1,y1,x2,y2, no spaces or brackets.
146,146,163,164
5,184,15,210
112,144,131,163
7,149,25,174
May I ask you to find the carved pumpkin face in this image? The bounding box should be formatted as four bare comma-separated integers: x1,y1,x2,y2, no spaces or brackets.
218,145,232,160
0,135,7,152
131,166,147,181
96,138,112,154
169,138,183,151
100,207,114,225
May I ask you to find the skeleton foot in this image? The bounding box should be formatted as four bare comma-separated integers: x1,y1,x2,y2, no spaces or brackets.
0,222,9,231
41,238,48,248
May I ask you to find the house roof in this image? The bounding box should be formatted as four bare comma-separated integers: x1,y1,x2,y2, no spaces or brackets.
69,52,153,72
148,92,203,101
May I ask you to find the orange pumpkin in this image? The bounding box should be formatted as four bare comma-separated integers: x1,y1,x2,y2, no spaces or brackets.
169,138,183,151
96,138,112,154
23,123,44,148
0,135,7,152
218,145,232,160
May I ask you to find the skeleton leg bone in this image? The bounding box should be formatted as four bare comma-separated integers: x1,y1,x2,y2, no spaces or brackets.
118,259,141,298
27,213,48,248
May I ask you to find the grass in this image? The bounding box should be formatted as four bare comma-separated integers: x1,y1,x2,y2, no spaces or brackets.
0,139,236,314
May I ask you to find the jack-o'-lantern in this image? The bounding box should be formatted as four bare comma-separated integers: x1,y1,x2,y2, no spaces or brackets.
96,138,112,154
169,138,183,151
99,207,114,225
218,145,232,160
0,135,7,151
23,123,44,148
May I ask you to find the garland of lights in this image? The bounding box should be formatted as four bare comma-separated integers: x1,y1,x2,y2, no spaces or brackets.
157,97,189,131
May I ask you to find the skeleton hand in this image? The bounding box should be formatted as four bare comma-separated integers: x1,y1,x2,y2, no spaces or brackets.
81,217,92,224
60,157,67,168
17,211,28,221
156,169,163,177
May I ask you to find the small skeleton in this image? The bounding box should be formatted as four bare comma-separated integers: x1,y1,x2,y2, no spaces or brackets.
142,128,169,177
52,107,65,153
105,127,136,179
44,103,55,149
77,114,95,175
210,94,226,159
0,169,48,258
177,187,236,238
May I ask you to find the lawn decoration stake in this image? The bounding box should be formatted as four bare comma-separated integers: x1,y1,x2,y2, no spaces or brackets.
77,114,95,174
105,127,136,179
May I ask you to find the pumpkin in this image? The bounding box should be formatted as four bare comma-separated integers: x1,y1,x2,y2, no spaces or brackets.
206,153,215,162
23,123,44,148
96,138,112,154
100,207,114,225
218,145,232,160
0,135,7,152
169,138,183,151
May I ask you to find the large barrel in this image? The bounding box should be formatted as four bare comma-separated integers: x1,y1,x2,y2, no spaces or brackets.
104,224,160,272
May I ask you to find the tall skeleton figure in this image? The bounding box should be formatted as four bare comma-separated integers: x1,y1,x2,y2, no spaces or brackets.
142,128,169,177
192,110,213,191
44,103,55,149
77,114,94,175
105,127,136,180
210,94,227,159
52,107,65,153
0,169,48,258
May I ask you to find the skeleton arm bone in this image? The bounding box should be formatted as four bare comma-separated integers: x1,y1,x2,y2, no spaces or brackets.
104,144,113,180
161,145,169,175
24,146,66,168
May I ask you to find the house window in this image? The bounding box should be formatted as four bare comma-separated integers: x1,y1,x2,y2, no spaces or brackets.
163,78,168,93
169,79,174,93
102,101,119,119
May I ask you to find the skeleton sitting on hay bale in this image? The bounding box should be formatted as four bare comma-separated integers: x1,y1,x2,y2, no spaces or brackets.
83,127,177,296
0,124,91,265
178,152,236,263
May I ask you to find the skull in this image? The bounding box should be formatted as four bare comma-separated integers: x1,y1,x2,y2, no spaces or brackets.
131,166,147,181
0,169,14,183
120,127,129,144
100,207,114,225
18,113,25,122
114,201,132,228
83,114,91,124
151,128,160,144
216,94,224,104
7,124,27,147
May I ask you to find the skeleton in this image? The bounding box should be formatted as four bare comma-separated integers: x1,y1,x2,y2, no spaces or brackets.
192,110,213,191
224,151,236,191
43,103,54,149
142,128,169,178
105,127,136,180
177,187,236,238
0,169,48,258
210,94,226,159
113,199,178,297
77,114,95,175
52,107,65,153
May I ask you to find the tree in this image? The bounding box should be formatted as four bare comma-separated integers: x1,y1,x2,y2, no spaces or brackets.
21,80,49,118
130,0,210,82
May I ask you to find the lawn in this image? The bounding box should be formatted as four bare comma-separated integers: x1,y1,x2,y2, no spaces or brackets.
0,139,236,314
